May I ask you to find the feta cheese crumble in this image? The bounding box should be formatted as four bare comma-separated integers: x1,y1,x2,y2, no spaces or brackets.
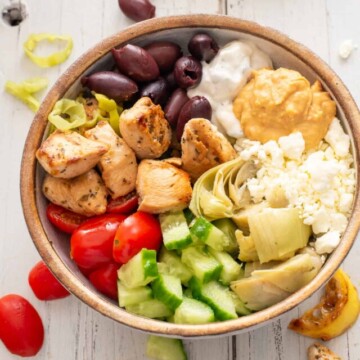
235,118,355,254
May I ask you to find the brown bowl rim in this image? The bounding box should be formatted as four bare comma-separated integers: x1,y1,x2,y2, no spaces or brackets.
20,14,360,337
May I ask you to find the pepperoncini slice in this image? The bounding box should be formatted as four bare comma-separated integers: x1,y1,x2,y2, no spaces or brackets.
23,33,73,68
94,93,122,135
48,99,87,131
4,77,49,112
288,269,360,340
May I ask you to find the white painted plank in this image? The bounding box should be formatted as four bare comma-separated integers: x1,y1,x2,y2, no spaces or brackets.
0,0,359,359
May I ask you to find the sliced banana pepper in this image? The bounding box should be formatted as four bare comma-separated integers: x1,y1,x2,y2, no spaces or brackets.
48,99,86,131
5,77,49,112
288,269,360,340
23,33,73,68
94,93,122,135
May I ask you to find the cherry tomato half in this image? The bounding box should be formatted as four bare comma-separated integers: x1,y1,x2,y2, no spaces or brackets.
88,263,119,300
71,213,126,271
113,211,162,264
0,294,44,357
28,261,70,301
106,191,139,214
46,203,87,234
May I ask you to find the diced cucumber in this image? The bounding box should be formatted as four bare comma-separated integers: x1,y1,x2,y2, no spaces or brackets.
126,299,173,319
208,248,242,285
190,278,238,321
146,335,187,360
159,211,192,250
181,247,222,283
183,288,193,298
152,274,183,311
183,208,195,225
190,217,230,251
159,247,192,286
117,249,158,288
230,291,252,316
212,218,239,256
117,281,152,307
174,297,215,324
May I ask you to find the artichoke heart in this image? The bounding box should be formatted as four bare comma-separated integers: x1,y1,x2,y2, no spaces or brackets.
231,251,322,311
248,208,311,263
189,158,256,221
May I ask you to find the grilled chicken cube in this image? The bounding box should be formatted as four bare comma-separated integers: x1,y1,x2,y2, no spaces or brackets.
36,130,109,179
85,121,138,199
308,343,341,360
136,159,192,214
119,97,171,159
181,118,237,180
42,169,108,217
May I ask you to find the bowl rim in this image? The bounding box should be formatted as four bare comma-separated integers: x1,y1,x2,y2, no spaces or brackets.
20,14,360,337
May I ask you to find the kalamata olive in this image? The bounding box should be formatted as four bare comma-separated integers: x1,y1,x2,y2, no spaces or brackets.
164,89,190,128
140,77,169,106
174,56,202,89
144,41,182,73
188,33,219,62
165,71,177,92
111,44,160,82
81,71,138,102
118,0,155,22
176,96,212,141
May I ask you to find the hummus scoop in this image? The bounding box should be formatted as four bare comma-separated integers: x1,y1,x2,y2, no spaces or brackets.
233,68,336,149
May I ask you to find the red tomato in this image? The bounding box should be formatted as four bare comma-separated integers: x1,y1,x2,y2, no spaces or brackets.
28,261,70,301
0,294,44,357
46,203,87,234
70,213,126,271
88,263,119,300
106,191,139,214
113,211,162,264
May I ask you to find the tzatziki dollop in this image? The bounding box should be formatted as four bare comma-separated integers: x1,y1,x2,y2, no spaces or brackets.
188,40,272,138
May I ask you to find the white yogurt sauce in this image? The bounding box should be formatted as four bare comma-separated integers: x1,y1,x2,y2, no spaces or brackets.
188,40,272,138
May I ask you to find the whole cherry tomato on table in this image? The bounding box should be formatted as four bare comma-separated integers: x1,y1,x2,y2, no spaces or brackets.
106,191,139,214
113,211,162,264
71,213,126,271
46,203,87,234
0,294,44,357
88,263,119,300
28,260,70,300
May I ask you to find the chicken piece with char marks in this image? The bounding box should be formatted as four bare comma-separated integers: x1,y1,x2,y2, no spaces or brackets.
85,121,137,199
36,130,109,179
119,97,171,159
42,169,108,217
181,118,237,181
136,159,192,214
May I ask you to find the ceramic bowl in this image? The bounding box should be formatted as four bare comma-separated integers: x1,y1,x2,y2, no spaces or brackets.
20,14,360,338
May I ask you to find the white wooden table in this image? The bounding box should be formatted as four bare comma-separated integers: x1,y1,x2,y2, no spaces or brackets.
0,0,359,359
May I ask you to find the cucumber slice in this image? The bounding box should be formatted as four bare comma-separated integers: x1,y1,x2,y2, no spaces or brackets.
190,278,238,320
152,274,183,310
159,247,192,286
208,248,242,285
117,249,158,288
230,291,252,316
183,208,195,225
174,297,215,324
159,211,192,250
190,217,230,251
146,335,187,360
126,299,173,319
117,281,152,307
212,218,239,256
181,247,222,283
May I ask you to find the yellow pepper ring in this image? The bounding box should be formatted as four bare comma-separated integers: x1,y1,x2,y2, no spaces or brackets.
23,33,73,68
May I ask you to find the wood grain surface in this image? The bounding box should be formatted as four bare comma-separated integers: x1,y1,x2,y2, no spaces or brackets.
0,0,359,359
